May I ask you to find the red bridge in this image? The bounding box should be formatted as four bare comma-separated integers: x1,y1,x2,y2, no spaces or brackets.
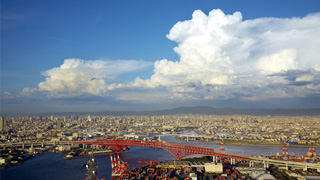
73,139,251,160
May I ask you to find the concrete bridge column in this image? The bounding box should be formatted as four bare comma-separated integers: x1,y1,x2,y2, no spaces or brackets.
22,144,25,150
303,165,308,171
263,161,269,168
230,158,236,165
212,156,216,163
286,163,289,170
233,158,235,165
187,136,189,142
29,144,34,153
249,161,254,167
42,143,44,148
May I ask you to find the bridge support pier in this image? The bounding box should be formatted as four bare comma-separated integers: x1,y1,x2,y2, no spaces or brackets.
286,163,289,170
42,143,44,148
263,160,269,168
303,165,308,171
212,156,217,163
230,158,236,165
249,161,254,167
22,144,24,150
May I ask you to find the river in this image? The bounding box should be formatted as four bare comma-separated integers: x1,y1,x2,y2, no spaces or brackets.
1,135,319,180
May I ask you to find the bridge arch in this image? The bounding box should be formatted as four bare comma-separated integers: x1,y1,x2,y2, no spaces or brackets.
73,139,251,160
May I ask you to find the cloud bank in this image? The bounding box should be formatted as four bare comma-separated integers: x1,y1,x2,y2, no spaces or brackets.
126,9,320,100
20,9,320,103
34,58,152,96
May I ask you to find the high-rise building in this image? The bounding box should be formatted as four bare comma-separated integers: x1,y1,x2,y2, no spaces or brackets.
0,117,4,131
57,120,62,130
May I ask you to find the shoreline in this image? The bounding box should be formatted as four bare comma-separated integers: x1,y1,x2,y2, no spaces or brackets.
175,137,319,147
224,141,319,147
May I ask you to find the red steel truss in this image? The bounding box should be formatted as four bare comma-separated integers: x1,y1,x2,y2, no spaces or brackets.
73,139,251,160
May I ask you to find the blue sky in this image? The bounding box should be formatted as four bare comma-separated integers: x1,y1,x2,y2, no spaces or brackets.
1,0,320,114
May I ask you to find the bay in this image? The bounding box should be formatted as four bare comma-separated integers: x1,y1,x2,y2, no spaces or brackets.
1,135,318,180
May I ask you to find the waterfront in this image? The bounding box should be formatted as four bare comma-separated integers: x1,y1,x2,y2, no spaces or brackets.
1,135,319,180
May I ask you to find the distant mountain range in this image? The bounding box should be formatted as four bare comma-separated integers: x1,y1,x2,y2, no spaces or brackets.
37,106,320,116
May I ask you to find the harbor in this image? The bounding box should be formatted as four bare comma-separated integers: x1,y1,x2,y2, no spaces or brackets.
1,135,320,179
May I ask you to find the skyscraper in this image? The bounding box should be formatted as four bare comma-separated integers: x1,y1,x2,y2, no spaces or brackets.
57,120,62,130
0,117,4,131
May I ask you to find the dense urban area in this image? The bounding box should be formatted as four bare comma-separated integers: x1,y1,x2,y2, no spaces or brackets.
1,114,319,146
1,114,320,179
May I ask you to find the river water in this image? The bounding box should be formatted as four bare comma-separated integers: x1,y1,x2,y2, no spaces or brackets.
1,135,319,180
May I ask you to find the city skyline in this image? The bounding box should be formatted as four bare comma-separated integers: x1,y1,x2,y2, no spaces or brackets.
1,0,320,114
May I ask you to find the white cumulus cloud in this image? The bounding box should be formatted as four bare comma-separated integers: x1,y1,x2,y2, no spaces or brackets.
120,9,320,100
20,9,320,102
36,58,152,96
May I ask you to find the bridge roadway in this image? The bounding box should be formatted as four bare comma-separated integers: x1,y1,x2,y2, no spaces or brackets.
249,156,320,171
73,139,320,171
0,141,73,149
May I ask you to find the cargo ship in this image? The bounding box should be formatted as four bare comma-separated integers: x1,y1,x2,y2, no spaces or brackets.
286,141,309,145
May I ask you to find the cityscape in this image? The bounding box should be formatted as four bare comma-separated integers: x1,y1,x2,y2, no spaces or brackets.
2,0,320,180
1,113,320,147
1,112,320,179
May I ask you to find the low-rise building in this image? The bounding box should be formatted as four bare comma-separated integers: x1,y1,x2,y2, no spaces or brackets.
205,162,223,173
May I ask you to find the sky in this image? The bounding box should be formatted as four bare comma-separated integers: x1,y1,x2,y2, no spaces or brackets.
1,0,320,114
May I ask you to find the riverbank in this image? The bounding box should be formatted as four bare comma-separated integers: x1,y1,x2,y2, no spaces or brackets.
224,140,320,147
63,149,113,159
175,136,320,147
